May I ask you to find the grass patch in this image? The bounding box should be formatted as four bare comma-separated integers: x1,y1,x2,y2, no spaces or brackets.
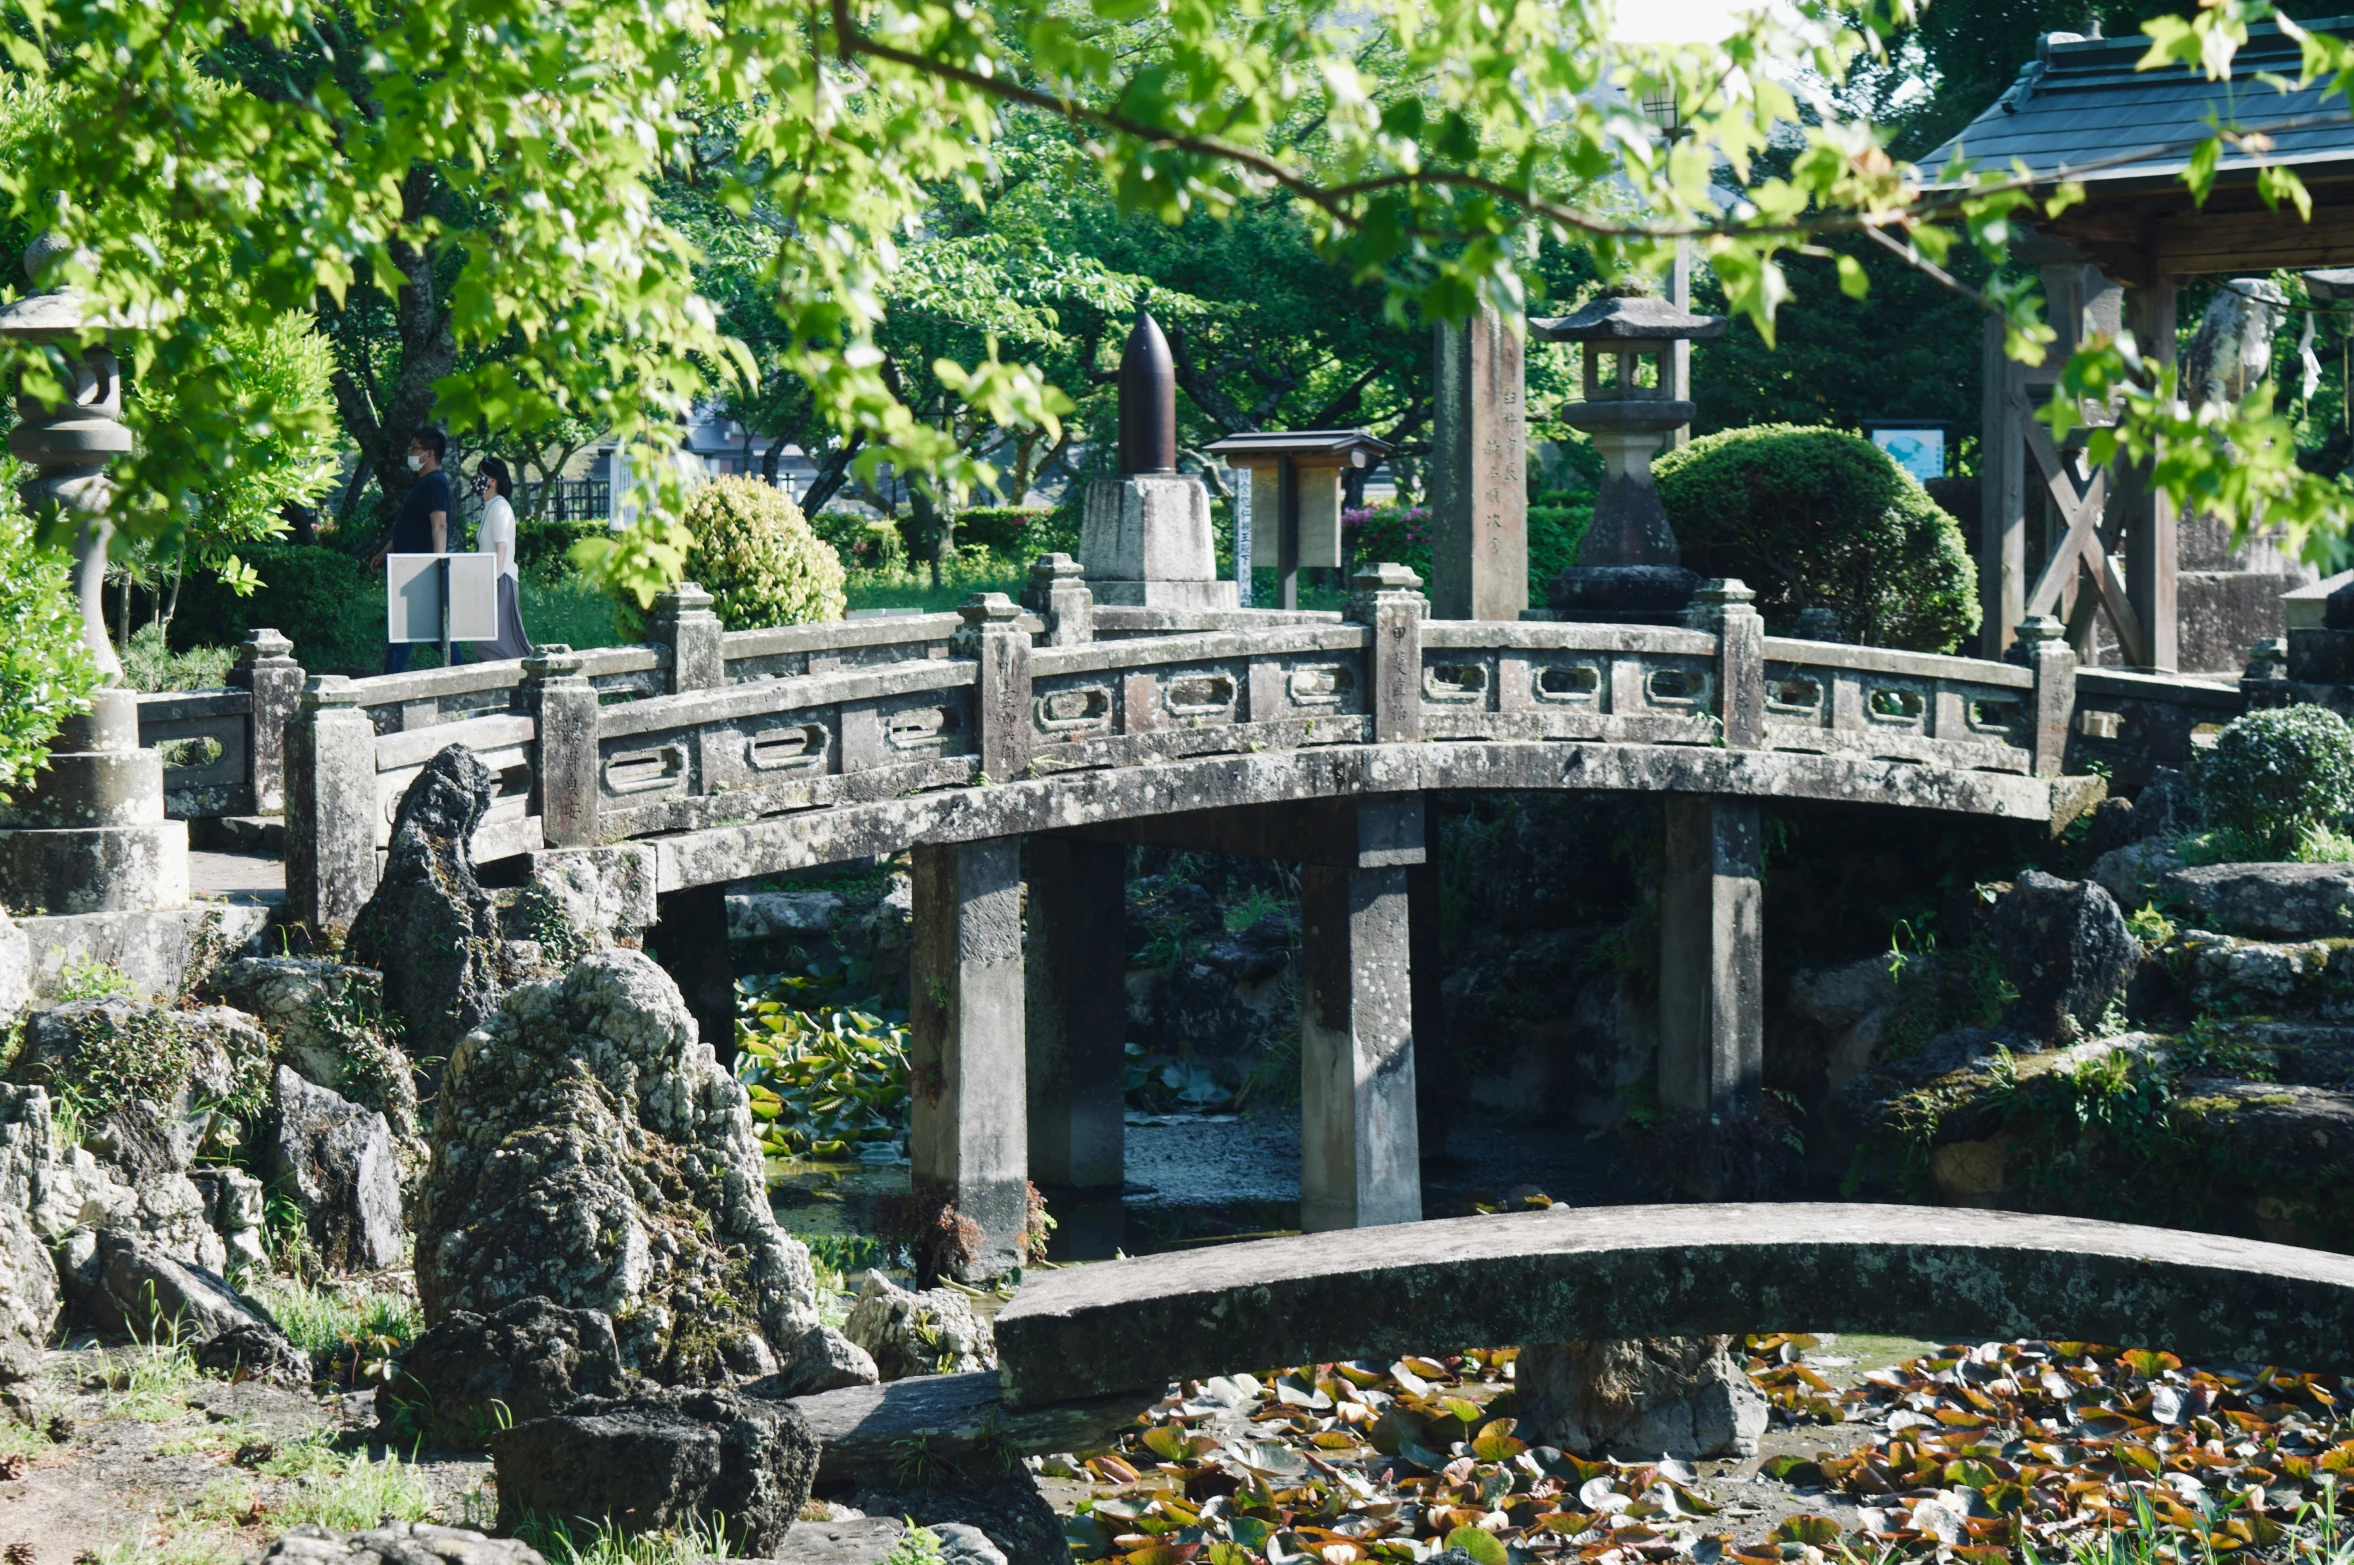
75,1533,244,1565
105,1333,205,1422
250,1280,421,1364
513,1510,734,1565
268,1443,436,1530
523,569,626,651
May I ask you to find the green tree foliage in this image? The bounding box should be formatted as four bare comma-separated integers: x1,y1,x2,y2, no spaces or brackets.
1654,425,1979,652
675,477,846,632
2194,704,2354,858
0,461,98,796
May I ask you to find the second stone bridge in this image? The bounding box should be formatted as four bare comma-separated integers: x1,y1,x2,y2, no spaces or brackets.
259,562,2212,1273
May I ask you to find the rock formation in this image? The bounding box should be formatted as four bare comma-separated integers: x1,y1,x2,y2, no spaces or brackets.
267,1067,405,1272
1515,1336,1767,1459
844,1270,996,1380
204,955,420,1142
1987,870,2138,1041
415,949,821,1382
378,1299,631,1449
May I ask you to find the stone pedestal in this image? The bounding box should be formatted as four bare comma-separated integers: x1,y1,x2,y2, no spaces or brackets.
1548,401,1699,623
1025,835,1126,1192
1657,795,1762,1116
1298,796,1423,1232
0,688,186,915
910,837,1030,1278
1079,474,1238,609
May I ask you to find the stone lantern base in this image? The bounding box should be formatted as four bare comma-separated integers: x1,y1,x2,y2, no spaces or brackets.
0,688,187,915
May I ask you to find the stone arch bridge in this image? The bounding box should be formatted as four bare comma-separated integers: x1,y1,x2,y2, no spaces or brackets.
150,566,2240,1271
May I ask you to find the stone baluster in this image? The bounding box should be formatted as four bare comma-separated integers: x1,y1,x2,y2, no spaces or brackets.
1022,553,1094,647
284,675,380,934
2015,614,2076,778
910,836,1030,1278
227,628,304,814
954,593,1033,784
523,646,599,848
1683,578,1764,749
649,582,723,693
1346,562,1426,745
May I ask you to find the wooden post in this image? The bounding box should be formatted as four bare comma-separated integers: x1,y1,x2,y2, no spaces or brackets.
1981,314,2028,660
2122,278,2180,673
1278,455,1301,611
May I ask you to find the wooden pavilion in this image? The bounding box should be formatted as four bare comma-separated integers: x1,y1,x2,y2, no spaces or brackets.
1928,17,2354,671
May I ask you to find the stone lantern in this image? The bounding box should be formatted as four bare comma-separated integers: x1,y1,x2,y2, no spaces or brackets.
0,237,187,916
1532,292,1726,623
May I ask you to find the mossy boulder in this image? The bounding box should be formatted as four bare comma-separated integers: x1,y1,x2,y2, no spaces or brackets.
415,949,822,1384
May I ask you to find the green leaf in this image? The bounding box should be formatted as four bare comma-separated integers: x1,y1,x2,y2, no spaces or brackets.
1443,1525,1510,1565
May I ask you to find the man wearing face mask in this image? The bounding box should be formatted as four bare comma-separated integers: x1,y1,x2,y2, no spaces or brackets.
373,426,453,673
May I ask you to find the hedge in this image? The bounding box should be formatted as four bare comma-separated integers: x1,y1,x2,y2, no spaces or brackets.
1652,424,1978,653
170,543,385,675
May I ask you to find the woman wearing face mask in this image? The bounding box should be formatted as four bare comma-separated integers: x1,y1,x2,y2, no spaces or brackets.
466,455,534,662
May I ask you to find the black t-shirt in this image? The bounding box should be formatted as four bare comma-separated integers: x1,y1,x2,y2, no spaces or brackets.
389,469,452,554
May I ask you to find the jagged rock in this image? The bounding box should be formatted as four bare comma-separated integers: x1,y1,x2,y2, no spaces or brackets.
0,1205,58,1383
269,1068,404,1273
246,1521,545,1565
1,1079,228,1270
2172,929,2348,1015
378,1298,631,1449
56,1224,282,1342
346,746,506,1067
513,845,658,961
844,1271,995,1381
1199,914,1291,985
1986,871,2139,1041
845,1473,1065,1565
195,1321,314,1386
1787,955,1901,1092
1516,1337,1767,1459
416,949,819,1382
2091,839,2188,912
491,1387,818,1555
774,1323,879,1397
203,957,419,1140
188,1166,270,1280
2164,862,2354,941
933,1525,1013,1565
11,997,270,1138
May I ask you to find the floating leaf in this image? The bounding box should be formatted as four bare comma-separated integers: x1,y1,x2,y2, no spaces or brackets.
1440,1525,1508,1565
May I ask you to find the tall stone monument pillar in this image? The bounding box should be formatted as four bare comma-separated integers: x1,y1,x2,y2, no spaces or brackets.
1429,304,1528,621
0,239,187,915
1079,313,1237,609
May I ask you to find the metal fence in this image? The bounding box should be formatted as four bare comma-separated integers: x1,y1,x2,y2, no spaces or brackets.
513,478,612,524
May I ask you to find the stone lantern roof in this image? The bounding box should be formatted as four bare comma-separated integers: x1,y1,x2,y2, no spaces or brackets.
1531,294,1727,343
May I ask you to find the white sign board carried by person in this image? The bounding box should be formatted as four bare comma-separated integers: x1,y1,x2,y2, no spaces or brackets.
387,553,500,658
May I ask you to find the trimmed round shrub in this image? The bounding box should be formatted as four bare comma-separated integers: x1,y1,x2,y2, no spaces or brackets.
2194,704,2354,858
1653,424,1979,652
678,477,846,631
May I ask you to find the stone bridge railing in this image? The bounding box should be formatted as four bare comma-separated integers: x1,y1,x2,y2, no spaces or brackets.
276,569,2121,931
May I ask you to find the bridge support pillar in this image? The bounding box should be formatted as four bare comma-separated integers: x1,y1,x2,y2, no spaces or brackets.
1026,834,1127,1194
1299,796,1424,1232
911,836,1031,1279
1658,795,1763,1118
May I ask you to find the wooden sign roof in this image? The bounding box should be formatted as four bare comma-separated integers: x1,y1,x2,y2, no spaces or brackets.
1923,18,2354,281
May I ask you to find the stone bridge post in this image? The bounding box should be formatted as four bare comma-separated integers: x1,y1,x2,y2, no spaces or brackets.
1657,581,1768,1123
650,582,723,692
956,593,1034,785
283,675,379,935
227,628,303,815
1299,795,1425,1232
1024,553,1095,647
911,836,1031,1278
524,648,600,849
2017,614,2078,778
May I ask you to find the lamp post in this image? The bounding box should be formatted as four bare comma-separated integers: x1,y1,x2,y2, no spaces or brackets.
1531,292,1726,624
0,237,188,917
